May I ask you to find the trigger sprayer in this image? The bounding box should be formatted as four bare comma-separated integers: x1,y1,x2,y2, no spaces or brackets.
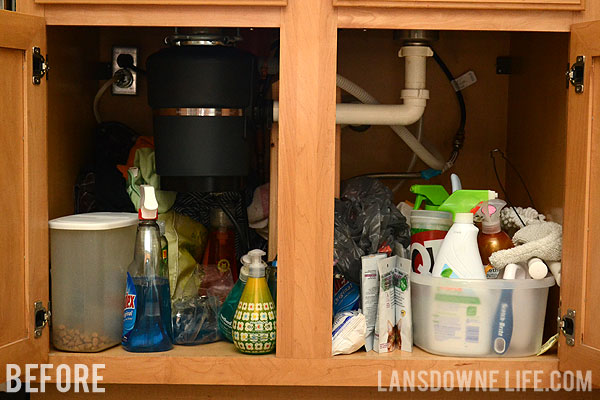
474,199,506,234
410,181,498,219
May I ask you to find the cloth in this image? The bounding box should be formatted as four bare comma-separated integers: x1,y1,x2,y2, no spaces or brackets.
489,221,562,269
117,136,154,179
127,147,176,213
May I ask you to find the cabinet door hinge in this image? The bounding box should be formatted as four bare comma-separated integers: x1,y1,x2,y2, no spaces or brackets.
557,307,575,346
32,47,49,85
566,56,584,94
34,301,51,338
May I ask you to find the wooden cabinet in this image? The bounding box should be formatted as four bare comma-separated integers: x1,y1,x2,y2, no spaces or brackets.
559,20,600,375
333,0,583,11
35,0,286,6
1,0,600,394
0,11,48,382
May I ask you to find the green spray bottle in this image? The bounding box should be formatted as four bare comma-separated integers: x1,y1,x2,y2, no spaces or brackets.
218,254,252,342
410,184,497,218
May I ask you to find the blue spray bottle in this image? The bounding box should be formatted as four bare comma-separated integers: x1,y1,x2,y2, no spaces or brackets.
122,185,173,352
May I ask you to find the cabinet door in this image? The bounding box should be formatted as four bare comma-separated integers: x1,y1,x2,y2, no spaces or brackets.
333,0,583,10
0,10,49,381
560,20,600,386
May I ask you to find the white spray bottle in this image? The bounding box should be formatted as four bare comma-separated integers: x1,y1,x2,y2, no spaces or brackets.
431,212,486,279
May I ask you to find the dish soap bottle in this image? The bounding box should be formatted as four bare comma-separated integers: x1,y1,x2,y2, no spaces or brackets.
431,212,486,279
232,249,276,354
218,254,252,342
122,185,173,352
203,207,239,282
475,199,514,279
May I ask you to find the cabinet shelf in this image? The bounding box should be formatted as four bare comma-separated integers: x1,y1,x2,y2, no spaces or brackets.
47,343,558,387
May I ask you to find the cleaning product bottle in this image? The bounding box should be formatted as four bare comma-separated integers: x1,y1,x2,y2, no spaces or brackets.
266,259,277,305
218,254,251,342
475,199,514,279
157,220,168,277
203,207,239,282
232,249,276,354
431,212,486,279
122,185,173,352
411,184,498,218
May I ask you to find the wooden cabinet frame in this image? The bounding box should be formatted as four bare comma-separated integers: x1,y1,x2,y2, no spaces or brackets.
333,0,584,11
1,0,600,390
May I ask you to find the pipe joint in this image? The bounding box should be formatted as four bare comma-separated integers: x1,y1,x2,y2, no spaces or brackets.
401,88,430,102
398,46,434,58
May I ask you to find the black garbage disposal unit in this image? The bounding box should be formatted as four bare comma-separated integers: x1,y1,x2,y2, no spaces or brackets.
147,32,256,192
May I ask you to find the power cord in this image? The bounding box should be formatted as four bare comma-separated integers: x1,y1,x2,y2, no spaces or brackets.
490,149,532,227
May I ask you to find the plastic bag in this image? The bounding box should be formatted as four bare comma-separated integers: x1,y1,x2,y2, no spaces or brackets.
332,311,366,356
172,295,222,345
334,177,410,284
197,263,234,304
159,211,208,300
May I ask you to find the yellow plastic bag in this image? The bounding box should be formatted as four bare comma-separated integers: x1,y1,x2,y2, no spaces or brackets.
159,211,208,300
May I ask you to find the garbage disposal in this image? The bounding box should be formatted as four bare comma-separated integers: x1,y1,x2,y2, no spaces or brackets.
146,29,257,192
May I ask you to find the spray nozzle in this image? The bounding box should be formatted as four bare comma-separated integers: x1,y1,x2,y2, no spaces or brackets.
473,199,506,234
139,185,159,220
410,185,450,210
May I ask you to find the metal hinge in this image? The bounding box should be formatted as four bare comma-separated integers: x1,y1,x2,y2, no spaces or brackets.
557,308,575,346
566,56,585,94
34,301,51,338
32,47,49,85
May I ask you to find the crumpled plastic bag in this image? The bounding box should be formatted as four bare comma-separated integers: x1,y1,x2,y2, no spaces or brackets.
332,310,366,356
172,295,221,345
334,177,410,284
197,263,234,304
159,211,208,300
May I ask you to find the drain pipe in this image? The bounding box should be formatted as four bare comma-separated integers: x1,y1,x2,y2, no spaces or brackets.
335,46,432,126
271,45,444,169
272,45,432,126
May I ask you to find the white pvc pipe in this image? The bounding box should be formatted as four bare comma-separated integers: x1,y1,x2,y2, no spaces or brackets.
335,101,425,126
272,46,446,170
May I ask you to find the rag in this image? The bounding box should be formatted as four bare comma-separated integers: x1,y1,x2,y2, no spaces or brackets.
489,221,562,269
500,206,545,230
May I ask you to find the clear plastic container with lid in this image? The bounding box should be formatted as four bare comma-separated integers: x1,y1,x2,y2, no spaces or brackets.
49,212,138,352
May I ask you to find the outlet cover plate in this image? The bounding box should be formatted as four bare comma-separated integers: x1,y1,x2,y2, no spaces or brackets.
112,46,138,95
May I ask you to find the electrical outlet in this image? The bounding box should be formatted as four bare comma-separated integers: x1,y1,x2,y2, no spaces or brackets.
112,46,138,95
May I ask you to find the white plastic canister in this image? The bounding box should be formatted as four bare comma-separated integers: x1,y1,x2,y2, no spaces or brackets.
410,210,453,275
49,212,138,352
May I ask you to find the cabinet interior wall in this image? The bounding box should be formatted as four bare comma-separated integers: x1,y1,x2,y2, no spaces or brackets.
47,26,569,349
337,29,569,341
47,26,278,219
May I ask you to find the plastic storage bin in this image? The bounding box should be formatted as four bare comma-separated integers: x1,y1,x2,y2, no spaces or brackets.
49,213,138,352
411,273,555,357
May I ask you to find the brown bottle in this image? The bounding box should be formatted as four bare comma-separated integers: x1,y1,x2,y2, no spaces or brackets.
477,199,514,279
